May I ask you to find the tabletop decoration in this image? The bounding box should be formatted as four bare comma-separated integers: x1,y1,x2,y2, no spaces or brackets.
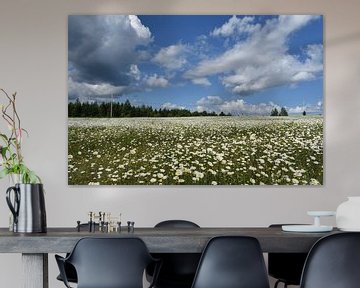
282,211,335,233
336,197,360,231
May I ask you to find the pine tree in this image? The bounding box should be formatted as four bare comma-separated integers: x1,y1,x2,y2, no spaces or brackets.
279,107,288,116
270,108,279,116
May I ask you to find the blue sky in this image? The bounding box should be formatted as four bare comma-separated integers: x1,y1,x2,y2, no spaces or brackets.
68,15,323,115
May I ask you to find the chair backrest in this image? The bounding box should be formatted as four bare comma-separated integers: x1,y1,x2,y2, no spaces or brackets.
191,236,270,288
155,220,200,228
67,237,154,288
300,232,360,288
151,220,201,286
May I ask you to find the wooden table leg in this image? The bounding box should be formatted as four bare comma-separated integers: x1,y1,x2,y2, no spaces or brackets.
22,253,48,288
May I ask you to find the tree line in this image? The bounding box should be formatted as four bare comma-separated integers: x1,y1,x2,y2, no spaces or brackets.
68,100,232,118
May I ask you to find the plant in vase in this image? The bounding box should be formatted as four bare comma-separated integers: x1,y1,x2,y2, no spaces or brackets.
0,88,46,233
0,88,40,183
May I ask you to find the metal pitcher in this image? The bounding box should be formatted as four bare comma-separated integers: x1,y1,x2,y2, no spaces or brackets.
6,183,47,233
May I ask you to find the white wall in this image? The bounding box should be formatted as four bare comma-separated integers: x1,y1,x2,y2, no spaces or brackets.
1,0,360,287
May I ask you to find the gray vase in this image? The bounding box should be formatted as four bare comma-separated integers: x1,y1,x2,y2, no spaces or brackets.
6,183,47,233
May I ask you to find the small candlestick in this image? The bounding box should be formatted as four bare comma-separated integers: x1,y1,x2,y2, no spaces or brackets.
127,221,135,233
97,211,101,231
106,212,111,222
77,221,81,232
88,211,93,232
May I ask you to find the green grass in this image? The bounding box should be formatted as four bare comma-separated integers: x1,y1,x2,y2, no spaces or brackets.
68,116,323,185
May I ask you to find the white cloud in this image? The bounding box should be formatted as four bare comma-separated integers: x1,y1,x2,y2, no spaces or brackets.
287,106,304,114
221,100,275,115
197,95,223,106
288,101,323,114
291,71,314,82
145,74,169,88
68,77,127,101
277,15,317,37
185,15,322,94
153,44,188,70
195,95,323,116
304,44,323,70
161,102,185,110
196,96,275,115
128,64,141,81
191,77,211,86
128,15,152,40
211,16,260,37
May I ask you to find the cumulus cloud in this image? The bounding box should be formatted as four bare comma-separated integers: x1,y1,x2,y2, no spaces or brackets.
196,95,322,115
145,74,169,88
128,15,152,40
128,64,141,81
161,102,186,110
191,77,211,86
196,96,224,107
68,15,152,99
184,15,322,95
68,77,128,101
211,16,260,37
288,101,323,114
196,95,280,115
153,44,188,70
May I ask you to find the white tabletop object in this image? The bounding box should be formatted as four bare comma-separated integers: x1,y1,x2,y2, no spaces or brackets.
282,225,333,232
336,197,360,231
282,211,336,233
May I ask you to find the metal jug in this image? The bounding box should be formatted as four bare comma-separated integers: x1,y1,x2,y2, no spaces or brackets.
6,183,47,233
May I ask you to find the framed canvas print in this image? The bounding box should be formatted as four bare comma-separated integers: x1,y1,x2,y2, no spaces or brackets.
68,15,323,185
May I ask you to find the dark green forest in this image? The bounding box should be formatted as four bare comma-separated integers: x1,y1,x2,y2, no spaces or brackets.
68,100,231,118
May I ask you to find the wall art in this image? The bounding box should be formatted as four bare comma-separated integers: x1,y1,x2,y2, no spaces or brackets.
68,15,323,185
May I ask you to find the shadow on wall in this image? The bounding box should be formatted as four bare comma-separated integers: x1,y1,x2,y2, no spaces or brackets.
326,31,360,46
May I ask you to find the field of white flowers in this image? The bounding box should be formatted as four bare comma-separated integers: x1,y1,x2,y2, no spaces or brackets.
68,116,323,185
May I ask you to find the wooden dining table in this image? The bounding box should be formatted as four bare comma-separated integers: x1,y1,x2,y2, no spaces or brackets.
0,226,339,288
